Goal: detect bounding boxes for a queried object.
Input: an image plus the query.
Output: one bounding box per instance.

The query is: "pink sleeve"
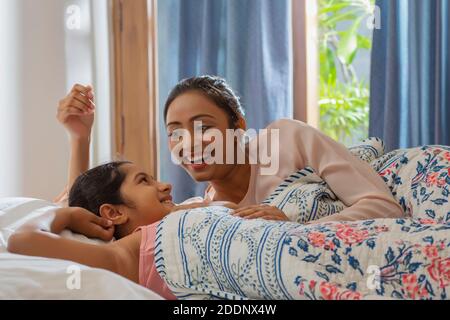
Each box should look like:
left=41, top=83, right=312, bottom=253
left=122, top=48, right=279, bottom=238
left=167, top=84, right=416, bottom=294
left=268, top=119, right=404, bottom=222
left=139, top=223, right=177, bottom=300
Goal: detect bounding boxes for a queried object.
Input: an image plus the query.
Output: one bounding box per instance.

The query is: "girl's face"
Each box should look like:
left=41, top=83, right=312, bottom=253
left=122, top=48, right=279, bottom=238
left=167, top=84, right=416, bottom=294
left=119, top=163, right=175, bottom=226
left=165, top=91, right=239, bottom=182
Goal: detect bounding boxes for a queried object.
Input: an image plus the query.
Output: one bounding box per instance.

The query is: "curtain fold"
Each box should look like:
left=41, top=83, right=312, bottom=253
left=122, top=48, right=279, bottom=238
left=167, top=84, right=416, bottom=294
left=370, top=0, right=450, bottom=152
left=157, top=0, right=293, bottom=202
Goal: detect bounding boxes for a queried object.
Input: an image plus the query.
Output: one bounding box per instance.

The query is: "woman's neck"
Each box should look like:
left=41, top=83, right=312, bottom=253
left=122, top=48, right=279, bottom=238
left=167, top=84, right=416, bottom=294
left=209, top=163, right=251, bottom=204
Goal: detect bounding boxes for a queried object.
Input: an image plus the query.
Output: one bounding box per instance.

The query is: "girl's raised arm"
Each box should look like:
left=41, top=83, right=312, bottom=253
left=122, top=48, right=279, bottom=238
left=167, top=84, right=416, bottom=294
left=54, top=84, right=95, bottom=205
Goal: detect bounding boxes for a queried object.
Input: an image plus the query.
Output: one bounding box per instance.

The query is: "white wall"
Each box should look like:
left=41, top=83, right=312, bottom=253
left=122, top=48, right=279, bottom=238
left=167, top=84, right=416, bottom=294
left=0, top=0, right=22, bottom=197
left=0, top=0, right=113, bottom=201
left=0, top=0, right=69, bottom=200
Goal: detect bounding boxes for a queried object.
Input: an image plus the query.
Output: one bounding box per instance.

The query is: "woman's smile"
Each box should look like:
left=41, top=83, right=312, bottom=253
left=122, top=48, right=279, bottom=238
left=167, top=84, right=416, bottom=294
left=187, top=162, right=209, bottom=171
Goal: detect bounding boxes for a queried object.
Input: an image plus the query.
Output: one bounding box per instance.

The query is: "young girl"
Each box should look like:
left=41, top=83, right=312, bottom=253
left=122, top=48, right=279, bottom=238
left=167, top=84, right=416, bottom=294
left=8, top=161, right=233, bottom=300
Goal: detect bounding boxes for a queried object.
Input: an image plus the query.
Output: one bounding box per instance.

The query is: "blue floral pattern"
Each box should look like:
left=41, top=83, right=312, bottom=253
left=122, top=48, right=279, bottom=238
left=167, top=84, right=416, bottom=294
left=156, top=141, right=450, bottom=300
left=157, top=209, right=450, bottom=300
left=376, top=146, right=450, bottom=224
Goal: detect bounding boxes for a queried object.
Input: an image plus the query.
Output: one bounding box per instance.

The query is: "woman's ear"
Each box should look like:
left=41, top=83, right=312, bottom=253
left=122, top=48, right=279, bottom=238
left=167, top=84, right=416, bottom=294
left=99, top=204, right=129, bottom=226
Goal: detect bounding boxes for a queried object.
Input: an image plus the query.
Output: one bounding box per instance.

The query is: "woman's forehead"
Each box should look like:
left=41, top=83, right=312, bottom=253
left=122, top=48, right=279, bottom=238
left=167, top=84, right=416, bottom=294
left=166, top=92, right=228, bottom=122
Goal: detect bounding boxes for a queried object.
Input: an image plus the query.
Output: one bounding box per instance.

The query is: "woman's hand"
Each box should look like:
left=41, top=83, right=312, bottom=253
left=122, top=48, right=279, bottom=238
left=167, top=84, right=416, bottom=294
left=209, top=201, right=239, bottom=210
left=61, top=207, right=115, bottom=241
left=231, top=204, right=289, bottom=221
left=170, top=202, right=209, bottom=213
left=170, top=200, right=239, bottom=213
left=57, top=84, right=95, bottom=140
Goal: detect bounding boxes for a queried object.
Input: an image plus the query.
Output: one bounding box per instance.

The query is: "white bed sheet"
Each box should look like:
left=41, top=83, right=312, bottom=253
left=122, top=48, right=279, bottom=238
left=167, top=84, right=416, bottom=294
left=0, top=197, right=162, bottom=300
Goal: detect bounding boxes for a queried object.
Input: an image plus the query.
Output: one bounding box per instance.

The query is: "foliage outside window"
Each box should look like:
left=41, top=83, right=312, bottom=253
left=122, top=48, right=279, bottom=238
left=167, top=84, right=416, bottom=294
left=318, top=0, right=376, bottom=145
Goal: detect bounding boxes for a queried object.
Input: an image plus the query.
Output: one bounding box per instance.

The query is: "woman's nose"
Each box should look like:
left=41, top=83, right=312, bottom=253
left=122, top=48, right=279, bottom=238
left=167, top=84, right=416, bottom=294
left=182, top=130, right=202, bottom=153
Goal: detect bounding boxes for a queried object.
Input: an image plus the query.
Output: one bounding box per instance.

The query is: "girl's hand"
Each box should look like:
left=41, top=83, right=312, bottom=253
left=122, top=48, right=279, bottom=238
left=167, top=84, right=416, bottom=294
left=64, top=207, right=115, bottom=241
left=231, top=204, right=289, bottom=221
left=57, top=84, right=95, bottom=140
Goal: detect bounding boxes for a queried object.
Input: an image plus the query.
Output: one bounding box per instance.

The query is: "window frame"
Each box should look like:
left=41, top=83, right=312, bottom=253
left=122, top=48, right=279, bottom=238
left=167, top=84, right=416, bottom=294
left=111, top=0, right=158, bottom=176
left=292, top=0, right=319, bottom=128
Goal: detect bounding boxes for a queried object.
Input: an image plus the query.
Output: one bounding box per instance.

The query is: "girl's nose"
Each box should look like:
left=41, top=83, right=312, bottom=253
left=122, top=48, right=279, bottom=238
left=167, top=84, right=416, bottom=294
left=159, top=182, right=172, bottom=193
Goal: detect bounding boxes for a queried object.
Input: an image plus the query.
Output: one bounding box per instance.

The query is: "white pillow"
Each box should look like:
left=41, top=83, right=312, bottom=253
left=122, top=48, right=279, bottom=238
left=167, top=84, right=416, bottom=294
left=0, top=197, right=162, bottom=300
left=0, top=197, right=109, bottom=250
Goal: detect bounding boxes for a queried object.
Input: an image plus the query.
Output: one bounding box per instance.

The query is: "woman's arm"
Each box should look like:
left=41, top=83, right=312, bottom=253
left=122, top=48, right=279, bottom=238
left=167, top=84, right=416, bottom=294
left=268, top=119, right=404, bottom=223
left=54, top=84, right=95, bottom=205
left=7, top=208, right=140, bottom=282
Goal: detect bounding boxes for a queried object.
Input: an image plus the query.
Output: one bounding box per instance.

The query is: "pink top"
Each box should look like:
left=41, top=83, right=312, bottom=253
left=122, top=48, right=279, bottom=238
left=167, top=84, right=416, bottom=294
left=205, top=119, right=404, bottom=222
left=138, top=223, right=177, bottom=300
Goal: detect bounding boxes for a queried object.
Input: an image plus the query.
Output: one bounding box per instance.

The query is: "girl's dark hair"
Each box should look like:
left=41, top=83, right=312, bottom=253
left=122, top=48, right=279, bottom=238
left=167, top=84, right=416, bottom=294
left=68, top=161, right=131, bottom=216
left=164, top=75, right=245, bottom=127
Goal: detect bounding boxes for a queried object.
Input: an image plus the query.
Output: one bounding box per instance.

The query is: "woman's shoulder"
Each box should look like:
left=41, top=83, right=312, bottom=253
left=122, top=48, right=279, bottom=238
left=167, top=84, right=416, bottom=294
left=263, top=119, right=319, bottom=141
left=265, top=118, right=313, bottom=132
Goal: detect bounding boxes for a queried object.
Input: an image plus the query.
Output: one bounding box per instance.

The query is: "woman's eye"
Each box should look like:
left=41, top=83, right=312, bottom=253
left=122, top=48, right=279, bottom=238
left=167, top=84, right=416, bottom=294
left=201, top=126, right=211, bottom=132
left=140, top=177, right=149, bottom=184
left=168, top=131, right=181, bottom=139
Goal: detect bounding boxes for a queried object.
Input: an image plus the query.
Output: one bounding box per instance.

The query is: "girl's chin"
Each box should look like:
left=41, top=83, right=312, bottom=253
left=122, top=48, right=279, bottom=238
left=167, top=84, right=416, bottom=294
left=162, top=201, right=175, bottom=208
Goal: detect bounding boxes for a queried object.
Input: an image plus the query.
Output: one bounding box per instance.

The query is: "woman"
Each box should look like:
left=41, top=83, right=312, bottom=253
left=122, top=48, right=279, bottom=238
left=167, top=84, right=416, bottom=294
left=55, top=77, right=404, bottom=223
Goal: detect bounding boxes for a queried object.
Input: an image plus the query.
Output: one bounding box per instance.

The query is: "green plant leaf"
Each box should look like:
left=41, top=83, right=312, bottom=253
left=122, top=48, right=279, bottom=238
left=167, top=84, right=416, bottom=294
left=319, top=3, right=348, bottom=15
left=320, top=47, right=337, bottom=85
left=336, top=17, right=363, bottom=65
left=318, top=0, right=374, bottom=144
left=323, top=9, right=359, bottom=27
left=357, top=34, right=372, bottom=50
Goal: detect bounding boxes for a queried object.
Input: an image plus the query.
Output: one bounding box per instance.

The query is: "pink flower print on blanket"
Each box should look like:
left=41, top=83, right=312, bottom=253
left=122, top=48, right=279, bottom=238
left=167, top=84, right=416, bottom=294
left=335, top=224, right=370, bottom=246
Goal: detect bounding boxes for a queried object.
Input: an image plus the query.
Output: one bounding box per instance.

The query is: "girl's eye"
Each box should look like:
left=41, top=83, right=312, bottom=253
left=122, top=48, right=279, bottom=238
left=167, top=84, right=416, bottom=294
left=140, top=177, right=149, bottom=184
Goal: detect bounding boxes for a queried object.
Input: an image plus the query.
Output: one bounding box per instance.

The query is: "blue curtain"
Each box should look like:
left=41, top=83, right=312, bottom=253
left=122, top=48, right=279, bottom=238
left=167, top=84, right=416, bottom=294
left=157, top=0, right=293, bottom=203
left=370, top=0, right=450, bottom=152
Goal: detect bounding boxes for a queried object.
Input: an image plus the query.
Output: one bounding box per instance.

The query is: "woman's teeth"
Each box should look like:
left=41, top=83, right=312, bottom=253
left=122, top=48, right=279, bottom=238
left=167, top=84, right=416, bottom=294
left=184, top=154, right=212, bottom=163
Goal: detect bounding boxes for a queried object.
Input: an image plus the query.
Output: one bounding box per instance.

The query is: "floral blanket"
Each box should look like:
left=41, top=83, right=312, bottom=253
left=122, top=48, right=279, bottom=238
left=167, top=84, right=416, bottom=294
left=156, top=144, right=450, bottom=300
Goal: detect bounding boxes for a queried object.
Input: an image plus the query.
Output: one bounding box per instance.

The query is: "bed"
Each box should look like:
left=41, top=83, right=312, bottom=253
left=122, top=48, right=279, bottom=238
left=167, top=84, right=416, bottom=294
left=1, top=140, right=450, bottom=300
left=0, top=198, right=162, bottom=300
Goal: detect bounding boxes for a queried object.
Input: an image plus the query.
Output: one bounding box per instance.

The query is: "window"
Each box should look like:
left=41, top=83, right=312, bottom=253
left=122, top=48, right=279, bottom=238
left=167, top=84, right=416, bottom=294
left=318, top=0, right=376, bottom=145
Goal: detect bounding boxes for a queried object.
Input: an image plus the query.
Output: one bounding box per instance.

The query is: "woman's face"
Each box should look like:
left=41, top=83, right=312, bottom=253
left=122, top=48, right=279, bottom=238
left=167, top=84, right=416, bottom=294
left=119, top=163, right=175, bottom=226
left=166, top=91, right=238, bottom=182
